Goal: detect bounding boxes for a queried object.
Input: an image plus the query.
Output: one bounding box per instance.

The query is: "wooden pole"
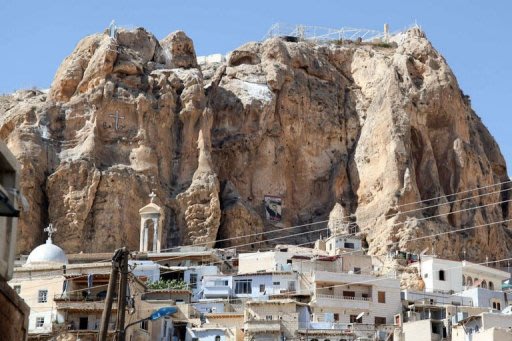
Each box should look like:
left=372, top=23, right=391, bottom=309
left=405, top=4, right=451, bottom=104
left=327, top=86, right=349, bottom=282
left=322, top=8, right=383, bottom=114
left=98, top=248, right=123, bottom=341
left=117, top=248, right=129, bottom=341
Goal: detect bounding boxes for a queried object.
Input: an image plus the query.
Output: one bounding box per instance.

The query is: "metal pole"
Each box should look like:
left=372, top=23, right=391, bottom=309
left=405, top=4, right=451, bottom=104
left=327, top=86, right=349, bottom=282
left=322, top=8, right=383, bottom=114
left=117, top=248, right=130, bottom=341
left=99, top=248, right=123, bottom=341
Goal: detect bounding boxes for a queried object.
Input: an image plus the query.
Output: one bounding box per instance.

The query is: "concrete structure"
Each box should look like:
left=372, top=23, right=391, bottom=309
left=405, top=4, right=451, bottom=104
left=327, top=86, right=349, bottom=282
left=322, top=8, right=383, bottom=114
left=402, top=289, right=474, bottom=307
left=244, top=299, right=307, bottom=341
left=452, top=312, right=512, bottom=341
left=0, top=140, right=29, bottom=341
left=139, top=192, right=163, bottom=253
left=456, top=287, right=512, bottom=310
left=325, top=235, right=363, bottom=255
left=310, top=271, right=401, bottom=325
left=184, top=265, right=219, bottom=301
left=202, top=275, right=233, bottom=299
left=238, top=246, right=341, bottom=275
left=462, top=261, right=511, bottom=291
left=402, top=319, right=443, bottom=341
left=196, top=53, right=227, bottom=65
left=414, top=256, right=510, bottom=294
left=233, top=272, right=300, bottom=299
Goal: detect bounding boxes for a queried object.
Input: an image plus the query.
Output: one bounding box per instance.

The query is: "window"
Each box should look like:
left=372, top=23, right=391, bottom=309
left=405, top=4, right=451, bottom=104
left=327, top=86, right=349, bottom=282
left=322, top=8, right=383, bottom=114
left=79, top=317, right=88, bottom=330
left=334, top=313, right=339, bottom=322
left=190, top=273, right=198, bottom=289
left=378, top=291, right=386, bottom=303
left=163, top=321, right=167, bottom=337
left=36, top=317, right=45, bottom=328
left=213, top=280, right=228, bottom=286
left=215, top=336, right=221, bottom=341
left=350, top=315, right=362, bottom=323
left=362, top=293, right=369, bottom=299
left=424, top=273, right=429, bottom=278
left=38, top=289, right=48, bottom=303
left=462, top=275, right=466, bottom=286
left=354, top=267, right=361, bottom=274
left=273, top=281, right=280, bottom=285
left=13, top=285, right=20, bottom=294
left=140, top=320, right=149, bottom=331
left=481, top=280, right=487, bottom=289
left=266, top=315, right=273, bottom=320
left=375, top=317, right=386, bottom=325
left=492, top=301, right=501, bottom=310
left=234, top=279, right=252, bottom=294
left=344, top=242, right=355, bottom=249
left=288, top=281, right=296, bottom=291
left=439, top=270, right=445, bottom=281
left=489, top=281, right=494, bottom=290
left=259, top=284, right=265, bottom=293
left=287, top=259, right=292, bottom=264
left=343, top=291, right=355, bottom=298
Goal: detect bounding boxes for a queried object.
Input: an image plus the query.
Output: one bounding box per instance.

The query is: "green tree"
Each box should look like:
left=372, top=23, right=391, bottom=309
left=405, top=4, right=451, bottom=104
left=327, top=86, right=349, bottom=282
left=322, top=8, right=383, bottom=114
left=147, top=279, right=189, bottom=290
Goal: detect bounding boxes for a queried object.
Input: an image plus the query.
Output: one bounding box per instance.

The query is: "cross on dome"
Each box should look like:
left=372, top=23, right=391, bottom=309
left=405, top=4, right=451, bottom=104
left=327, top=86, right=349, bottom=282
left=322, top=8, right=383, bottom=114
left=149, top=191, right=157, bottom=203
left=44, top=223, right=57, bottom=242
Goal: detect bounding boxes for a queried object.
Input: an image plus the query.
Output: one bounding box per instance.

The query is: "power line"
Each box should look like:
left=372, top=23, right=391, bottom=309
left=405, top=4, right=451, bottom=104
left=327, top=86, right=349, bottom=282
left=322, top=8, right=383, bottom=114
left=158, top=179, right=512, bottom=252
left=147, top=196, right=512, bottom=266
left=154, top=217, right=512, bottom=280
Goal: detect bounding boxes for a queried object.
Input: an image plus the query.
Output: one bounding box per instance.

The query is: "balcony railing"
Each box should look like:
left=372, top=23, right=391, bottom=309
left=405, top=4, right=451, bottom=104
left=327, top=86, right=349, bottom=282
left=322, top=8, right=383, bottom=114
left=244, top=319, right=281, bottom=333
left=54, top=292, right=111, bottom=302
left=316, top=293, right=371, bottom=301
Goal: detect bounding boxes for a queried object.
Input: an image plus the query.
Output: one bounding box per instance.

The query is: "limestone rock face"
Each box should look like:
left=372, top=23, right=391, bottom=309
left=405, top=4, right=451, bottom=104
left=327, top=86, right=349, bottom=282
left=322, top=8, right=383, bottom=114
left=176, top=130, right=221, bottom=247
left=1, top=26, right=511, bottom=261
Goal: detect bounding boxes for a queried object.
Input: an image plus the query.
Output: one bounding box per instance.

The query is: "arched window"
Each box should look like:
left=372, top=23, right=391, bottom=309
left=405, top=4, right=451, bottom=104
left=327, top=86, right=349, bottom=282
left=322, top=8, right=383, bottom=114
left=462, top=275, right=466, bottom=286
left=467, top=276, right=473, bottom=286
left=439, top=270, right=446, bottom=281
left=481, top=280, right=487, bottom=289
left=215, top=336, right=221, bottom=341
left=489, top=281, right=494, bottom=290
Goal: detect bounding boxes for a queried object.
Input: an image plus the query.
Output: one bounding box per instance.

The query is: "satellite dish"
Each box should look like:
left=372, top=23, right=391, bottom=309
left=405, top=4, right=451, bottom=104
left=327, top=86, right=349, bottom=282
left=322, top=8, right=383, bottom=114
left=356, top=312, right=365, bottom=320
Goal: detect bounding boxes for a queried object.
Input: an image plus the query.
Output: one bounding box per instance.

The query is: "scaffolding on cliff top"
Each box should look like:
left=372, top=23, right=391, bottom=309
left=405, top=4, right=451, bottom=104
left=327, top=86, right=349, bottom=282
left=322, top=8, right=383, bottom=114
left=264, top=23, right=416, bottom=43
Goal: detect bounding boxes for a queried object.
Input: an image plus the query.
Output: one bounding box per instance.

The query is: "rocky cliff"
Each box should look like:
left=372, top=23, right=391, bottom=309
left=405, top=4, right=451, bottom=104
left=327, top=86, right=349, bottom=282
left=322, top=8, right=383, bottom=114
left=1, top=26, right=510, bottom=261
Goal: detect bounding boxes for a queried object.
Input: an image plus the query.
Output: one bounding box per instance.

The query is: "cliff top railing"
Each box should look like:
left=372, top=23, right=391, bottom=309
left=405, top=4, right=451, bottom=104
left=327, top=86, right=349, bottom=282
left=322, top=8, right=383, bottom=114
left=264, top=22, right=418, bottom=43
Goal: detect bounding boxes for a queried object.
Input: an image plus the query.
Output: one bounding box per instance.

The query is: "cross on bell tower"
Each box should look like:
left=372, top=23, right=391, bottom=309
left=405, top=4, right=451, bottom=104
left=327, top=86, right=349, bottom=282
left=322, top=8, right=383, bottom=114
left=149, top=191, right=156, bottom=203
left=44, top=224, right=57, bottom=243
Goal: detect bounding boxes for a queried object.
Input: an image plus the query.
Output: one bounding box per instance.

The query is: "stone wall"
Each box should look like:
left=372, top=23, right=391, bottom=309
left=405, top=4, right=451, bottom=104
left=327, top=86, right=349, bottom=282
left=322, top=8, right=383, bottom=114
left=0, top=280, right=29, bottom=341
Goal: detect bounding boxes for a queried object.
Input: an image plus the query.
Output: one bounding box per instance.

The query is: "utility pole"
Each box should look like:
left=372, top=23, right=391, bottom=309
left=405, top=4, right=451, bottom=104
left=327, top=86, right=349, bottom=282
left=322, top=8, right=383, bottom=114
left=117, top=248, right=130, bottom=341
left=98, top=248, right=124, bottom=341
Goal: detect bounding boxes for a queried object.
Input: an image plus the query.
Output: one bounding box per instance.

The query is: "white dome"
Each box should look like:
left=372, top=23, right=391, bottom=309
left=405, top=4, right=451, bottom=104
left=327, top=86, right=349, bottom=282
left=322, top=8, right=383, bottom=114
left=26, top=240, right=68, bottom=265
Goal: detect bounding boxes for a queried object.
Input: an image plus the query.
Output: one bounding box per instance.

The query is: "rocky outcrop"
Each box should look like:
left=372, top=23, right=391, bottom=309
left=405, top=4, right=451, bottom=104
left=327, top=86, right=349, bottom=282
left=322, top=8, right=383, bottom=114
left=1, top=26, right=511, bottom=262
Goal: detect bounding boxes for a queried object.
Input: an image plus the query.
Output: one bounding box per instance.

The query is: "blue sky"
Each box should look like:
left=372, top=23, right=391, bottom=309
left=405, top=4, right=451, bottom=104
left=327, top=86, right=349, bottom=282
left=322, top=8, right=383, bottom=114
left=0, top=0, right=510, bottom=171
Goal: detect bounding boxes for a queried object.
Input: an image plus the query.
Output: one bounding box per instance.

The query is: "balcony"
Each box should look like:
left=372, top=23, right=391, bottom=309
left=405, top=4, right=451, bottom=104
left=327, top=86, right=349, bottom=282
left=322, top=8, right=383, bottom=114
left=244, top=319, right=281, bottom=333
left=203, top=286, right=231, bottom=298
left=313, top=293, right=371, bottom=309
left=54, top=293, right=117, bottom=311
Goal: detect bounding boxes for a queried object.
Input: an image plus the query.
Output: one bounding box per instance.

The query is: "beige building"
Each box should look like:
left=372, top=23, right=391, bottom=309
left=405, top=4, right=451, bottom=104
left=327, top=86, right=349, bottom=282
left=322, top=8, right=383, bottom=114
left=243, top=299, right=307, bottom=341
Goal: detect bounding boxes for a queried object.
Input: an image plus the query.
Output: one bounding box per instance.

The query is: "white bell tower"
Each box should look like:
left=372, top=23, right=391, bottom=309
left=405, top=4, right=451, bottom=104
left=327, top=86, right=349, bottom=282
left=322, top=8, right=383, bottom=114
left=139, top=192, right=162, bottom=253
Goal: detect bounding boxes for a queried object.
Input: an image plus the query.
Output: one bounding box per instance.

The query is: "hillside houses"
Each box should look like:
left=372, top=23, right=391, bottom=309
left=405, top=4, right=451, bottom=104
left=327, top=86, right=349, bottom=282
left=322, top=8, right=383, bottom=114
left=8, top=196, right=512, bottom=340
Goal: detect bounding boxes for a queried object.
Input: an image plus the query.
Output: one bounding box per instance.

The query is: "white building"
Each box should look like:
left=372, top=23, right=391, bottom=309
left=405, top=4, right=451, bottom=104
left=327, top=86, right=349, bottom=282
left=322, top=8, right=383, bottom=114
left=325, top=235, right=363, bottom=255
left=232, top=272, right=300, bottom=299
left=184, top=265, right=219, bottom=301
left=238, top=246, right=342, bottom=275
left=414, top=256, right=510, bottom=294
left=309, top=270, right=401, bottom=326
